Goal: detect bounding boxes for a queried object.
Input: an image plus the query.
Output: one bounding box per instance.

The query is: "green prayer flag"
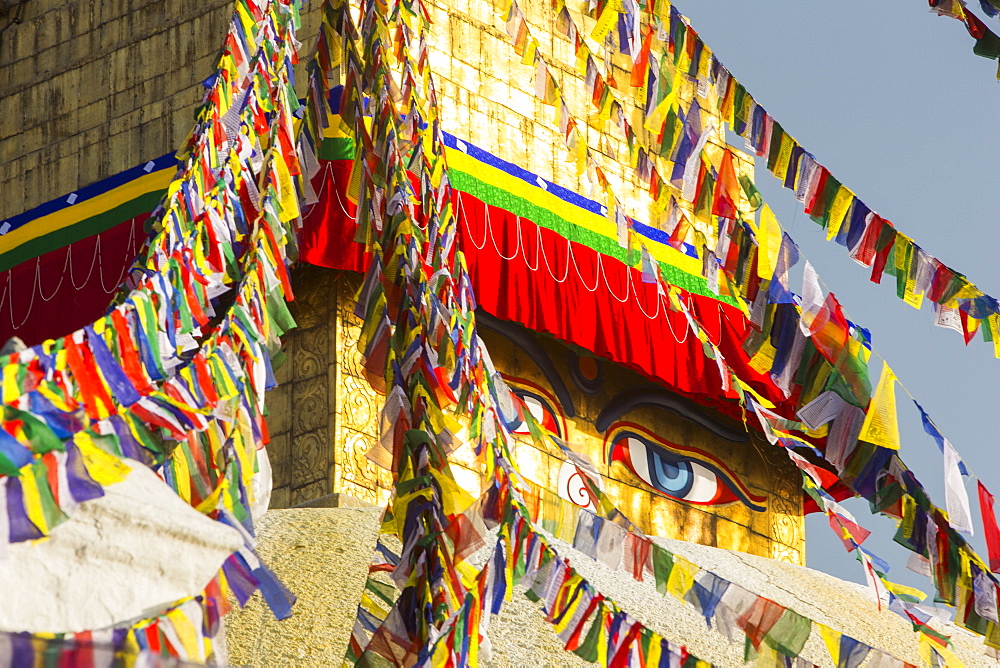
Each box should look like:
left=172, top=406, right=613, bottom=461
left=6, top=407, right=64, bottom=454
left=652, top=545, right=674, bottom=595
left=32, top=460, right=68, bottom=530
left=974, top=30, right=1000, bottom=59
left=738, top=175, right=762, bottom=212
left=571, top=604, right=605, bottom=662
left=764, top=609, right=811, bottom=658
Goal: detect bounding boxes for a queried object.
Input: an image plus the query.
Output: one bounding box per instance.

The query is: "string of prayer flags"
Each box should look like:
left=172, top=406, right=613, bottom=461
left=633, top=1, right=1000, bottom=352
left=928, top=0, right=1000, bottom=65
left=658, top=160, right=1000, bottom=646
left=818, top=624, right=871, bottom=668
left=669, top=128, right=1000, bottom=633
left=0, top=585, right=231, bottom=665
left=0, top=0, right=307, bottom=644
left=523, top=474, right=914, bottom=665
left=325, top=0, right=500, bottom=662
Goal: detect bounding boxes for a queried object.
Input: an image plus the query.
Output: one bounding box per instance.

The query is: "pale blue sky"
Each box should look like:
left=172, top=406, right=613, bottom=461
left=675, top=1, right=1000, bottom=593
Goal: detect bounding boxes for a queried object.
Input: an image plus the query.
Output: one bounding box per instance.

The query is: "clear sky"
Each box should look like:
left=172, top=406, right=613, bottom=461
left=674, top=1, right=1000, bottom=596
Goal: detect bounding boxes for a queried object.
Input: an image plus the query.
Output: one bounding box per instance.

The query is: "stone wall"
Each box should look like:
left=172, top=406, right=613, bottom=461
left=269, top=266, right=389, bottom=509
left=0, top=0, right=320, bottom=221
left=419, top=0, right=752, bottom=240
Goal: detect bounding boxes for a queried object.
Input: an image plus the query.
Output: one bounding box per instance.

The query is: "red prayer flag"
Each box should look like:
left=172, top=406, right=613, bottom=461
left=630, top=29, right=655, bottom=87
left=852, top=214, right=884, bottom=267
left=804, top=167, right=829, bottom=216
left=809, top=292, right=850, bottom=364
left=977, top=481, right=1000, bottom=573
left=711, top=149, right=741, bottom=219
left=966, top=11, right=989, bottom=39
left=737, top=597, right=785, bottom=649
left=869, top=226, right=897, bottom=285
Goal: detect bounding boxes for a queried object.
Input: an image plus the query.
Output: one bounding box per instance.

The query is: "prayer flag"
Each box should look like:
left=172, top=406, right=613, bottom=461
left=737, top=597, right=785, bottom=650
left=711, top=149, right=741, bottom=219
left=977, top=482, right=1000, bottom=573
left=942, top=439, right=974, bottom=535
left=858, top=362, right=900, bottom=450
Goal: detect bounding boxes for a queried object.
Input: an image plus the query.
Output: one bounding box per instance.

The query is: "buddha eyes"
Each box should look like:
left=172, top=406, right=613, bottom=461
left=607, top=424, right=766, bottom=511
left=497, top=373, right=766, bottom=513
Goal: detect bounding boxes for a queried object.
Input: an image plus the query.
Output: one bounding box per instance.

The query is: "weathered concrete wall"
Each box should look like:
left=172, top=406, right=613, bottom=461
left=225, top=507, right=383, bottom=666
left=0, top=0, right=321, bottom=221
left=227, top=508, right=1000, bottom=666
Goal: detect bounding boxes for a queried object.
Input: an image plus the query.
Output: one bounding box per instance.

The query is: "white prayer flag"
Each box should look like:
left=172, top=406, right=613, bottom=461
left=943, top=439, right=974, bottom=535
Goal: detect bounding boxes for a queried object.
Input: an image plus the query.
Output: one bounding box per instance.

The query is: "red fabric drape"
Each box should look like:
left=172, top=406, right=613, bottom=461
left=299, top=162, right=368, bottom=272
left=0, top=215, right=148, bottom=346
left=300, top=162, right=789, bottom=419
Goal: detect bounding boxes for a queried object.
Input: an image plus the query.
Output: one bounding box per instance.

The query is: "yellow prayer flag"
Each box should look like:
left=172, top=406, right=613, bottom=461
left=859, top=361, right=900, bottom=450
left=990, top=315, right=1000, bottom=359
left=19, top=465, right=50, bottom=536
left=2, top=363, right=20, bottom=405
left=521, top=37, right=539, bottom=66
left=647, top=633, right=662, bottom=666
left=818, top=624, right=841, bottom=666
left=575, top=133, right=588, bottom=177
left=272, top=151, right=300, bottom=223
left=903, top=275, right=924, bottom=310
left=575, top=45, right=591, bottom=77
left=666, top=554, right=697, bottom=600
left=74, top=432, right=131, bottom=485
left=736, top=377, right=776, bottom=409
left=754, top=646, right=779, bottom=667
left=430, top=635, right=451, bottom=667
left=195, top=478, right=228, bottom=514
left=595, top=609, right=610, bottom=666
left=920, top=635, right=964, bottom=668
left=756, top=204, right=782, bottom=280
left=172, top=448, right=193, bottom=505
left=346, top=155, right=363, bottom=204
left=748, top=340, right=777, bottom=376
left=774, top=135, right=795, bottom=183
left=166, top=608, right=202, bottom=661
left=428, top=468, right=475, bottom=516
left=883, top=579, right=926, bottom=602
left=826, top=187, right=854, bottom=241
left=590, top=6, right=618, bottom=42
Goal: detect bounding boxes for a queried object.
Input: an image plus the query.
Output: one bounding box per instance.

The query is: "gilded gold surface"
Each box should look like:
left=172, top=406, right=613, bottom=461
left=332, top=273, right=386, bottom=505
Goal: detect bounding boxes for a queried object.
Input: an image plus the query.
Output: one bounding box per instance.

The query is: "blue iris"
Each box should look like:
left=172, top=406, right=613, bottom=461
left=651, top=450, right=694, bottom=497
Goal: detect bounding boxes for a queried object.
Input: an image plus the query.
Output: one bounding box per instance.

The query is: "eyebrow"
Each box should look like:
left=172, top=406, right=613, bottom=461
left=595, top=388, right=749, bottom=443
left=478, top=311, right=577, bottom=418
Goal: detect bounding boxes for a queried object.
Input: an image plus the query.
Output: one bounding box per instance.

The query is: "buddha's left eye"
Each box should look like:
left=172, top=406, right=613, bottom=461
left=608, top=425, right=765, bottom=511
left=509, top=389, right=562, bottom=437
